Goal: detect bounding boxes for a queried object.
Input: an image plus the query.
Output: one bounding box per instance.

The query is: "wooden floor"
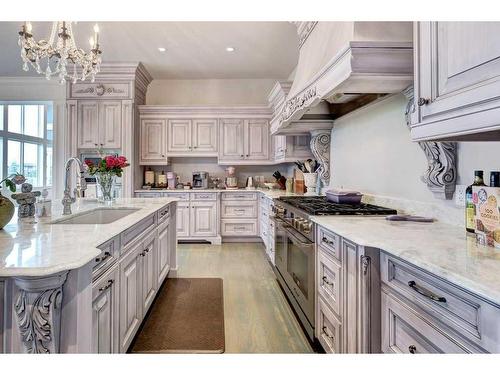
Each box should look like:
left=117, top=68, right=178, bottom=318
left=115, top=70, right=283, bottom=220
left=176, top=242, right=313, bottom=353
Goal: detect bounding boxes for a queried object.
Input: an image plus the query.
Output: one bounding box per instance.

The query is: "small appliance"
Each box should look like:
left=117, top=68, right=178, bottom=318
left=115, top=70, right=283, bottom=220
left=225, top=166, right=238, bottom=190
left=193, top=171, right=209, bottom=189
left=167, top=172, right=177, bottom=189
left=245, top=176, right=255, bottom=189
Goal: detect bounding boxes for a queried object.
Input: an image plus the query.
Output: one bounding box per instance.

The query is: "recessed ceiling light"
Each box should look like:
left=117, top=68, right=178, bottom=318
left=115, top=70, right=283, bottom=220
left=225, top=47, right=235, bottom=52
left=158, top=47, right=166, bottom=52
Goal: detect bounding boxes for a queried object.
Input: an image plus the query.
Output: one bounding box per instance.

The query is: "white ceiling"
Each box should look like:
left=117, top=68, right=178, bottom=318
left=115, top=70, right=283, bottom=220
left=0, top=22, right=299, bottom=79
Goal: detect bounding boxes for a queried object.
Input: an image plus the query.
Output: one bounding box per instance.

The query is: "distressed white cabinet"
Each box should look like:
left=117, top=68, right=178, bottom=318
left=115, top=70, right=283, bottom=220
left=412, top=22, right=500, bottom=141
left=0, top=279, right=4, bottom=354
left=219, top=119, right=245, bottom=161
left=77, top=101, right=99, bottom=148
left=141, top=232, right=158, bottom=314
left=77, top=101, right=122, bottom=149
left=176, top=202, right=190, bottom=238
left=219, top=119, right=270, bottom=163
left=119, top=240, right=143, bottom=353
left=92, top=264, right=119, bottom=353
left=140, top=118, right=167, bottom=165
left=245, top=119, right=269, bottom=160
left=157, top=220, right=171, bottom=285
left=193, top=119, right=218, bottom=153
left=167, top=118, right=218, bottom=155
left=274, top=134, right=312, bottom=162
left=167, top=119, right=192, bottom=153
left=190, top=201, right=217, bottom=237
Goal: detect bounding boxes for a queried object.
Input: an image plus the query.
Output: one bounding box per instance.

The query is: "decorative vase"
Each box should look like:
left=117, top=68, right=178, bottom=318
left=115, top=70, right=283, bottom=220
left=0, top=192, right=15, bottom=229
left=303, top=173, right=318, bottom=196
left=95, top=172, right=117, bottom=203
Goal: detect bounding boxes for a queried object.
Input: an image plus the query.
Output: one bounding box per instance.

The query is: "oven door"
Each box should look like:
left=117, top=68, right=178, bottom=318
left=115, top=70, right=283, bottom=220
left=273, top=217, right=287, bottom=274
left=282, top=225, right=315, bottom=326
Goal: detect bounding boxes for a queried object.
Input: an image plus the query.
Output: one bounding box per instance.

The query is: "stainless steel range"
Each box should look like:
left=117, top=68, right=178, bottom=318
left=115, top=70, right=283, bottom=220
left=271, top=196, right=396, bottom=341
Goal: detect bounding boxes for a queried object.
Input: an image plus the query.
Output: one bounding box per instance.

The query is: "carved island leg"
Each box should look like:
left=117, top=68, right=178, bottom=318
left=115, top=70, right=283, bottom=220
left=309, top=129, right=331, bottom=187
left=13, top=272, right=68, bottom=354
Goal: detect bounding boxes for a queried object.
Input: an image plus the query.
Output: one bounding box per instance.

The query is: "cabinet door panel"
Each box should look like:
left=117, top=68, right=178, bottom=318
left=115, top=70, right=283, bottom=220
left=418, top=22, right=500, bottom=123
left=167, top=119, right=192, bottom=153
left=92, top=265, right=119, bottom=353
left=157, top=221, right=170, bottom=285
left=192, top=119, right=218, bottom=153
left=98, top=101, right=122, bottom=149
left=219, top=119, right=244, bottom=161
left=176, top=203, right=190, bottom=238
left=141, top=233, right=158, bottom=314
left=140, top=119, right=166, bottom=164
left=119, top=242, right=142, bottom=353
left=245, top=119, right=269, bottom=160
left=77, top=101, right=99, bottom=148
left=190, top=201, right=217, bottom=237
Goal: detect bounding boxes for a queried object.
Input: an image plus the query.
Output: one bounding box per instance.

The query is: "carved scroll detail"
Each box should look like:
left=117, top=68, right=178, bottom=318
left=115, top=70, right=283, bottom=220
left=361, top=256, right=371, bottom=276
left=309, top=130, right=331, bottom=186
left=14, top=272, right=68, bottom=354
left=280, top=86, right=318, bottom=124
left=403, top=86, right=457, bottom=200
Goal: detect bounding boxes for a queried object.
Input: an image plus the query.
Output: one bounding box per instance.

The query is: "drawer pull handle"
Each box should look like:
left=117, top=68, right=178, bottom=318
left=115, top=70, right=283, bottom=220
left=322, top=237, right=334, bottom=246
left=408, top=345, right=417, bottom=354
left=160, top=209, right=168, bottom=217
left=98, top=279, right=114, bottom=292
left=322, top=276, right=333, bottom=286
left=408, top=281, right=447, bottom=303
left=95, top=251, right=111, bottom=263
left=322, top=326, right=334, bottom=340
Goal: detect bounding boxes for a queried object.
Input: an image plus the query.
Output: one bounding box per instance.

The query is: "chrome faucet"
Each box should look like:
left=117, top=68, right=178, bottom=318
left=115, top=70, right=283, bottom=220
left=62, top=157, right=87, bottom=215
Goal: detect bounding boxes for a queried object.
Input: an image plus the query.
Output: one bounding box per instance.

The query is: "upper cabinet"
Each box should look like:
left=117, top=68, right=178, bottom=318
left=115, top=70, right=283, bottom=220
left=411, top=22, right=500, bottom=141
left=77, top=100, right=122, bottom=149
left=167, top=118, right=218, bottom=155
left=274, top=134, right=313, bottom=162
left=140, top=119, right=168, bottom=165
left=219, top=119, right=270, bottom=163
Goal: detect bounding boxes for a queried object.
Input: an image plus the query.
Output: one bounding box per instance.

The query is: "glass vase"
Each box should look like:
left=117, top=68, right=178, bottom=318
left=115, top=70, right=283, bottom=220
left=95, top=172, right=116, bottom=203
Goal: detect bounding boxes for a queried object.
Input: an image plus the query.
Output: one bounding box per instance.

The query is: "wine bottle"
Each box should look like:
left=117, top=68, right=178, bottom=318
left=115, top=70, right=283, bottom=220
left=466, top=170, right=485, bottom=234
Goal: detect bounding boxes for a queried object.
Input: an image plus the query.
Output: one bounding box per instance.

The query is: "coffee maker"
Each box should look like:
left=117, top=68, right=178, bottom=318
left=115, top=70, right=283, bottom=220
left=193, top=171, right=209, bottom=189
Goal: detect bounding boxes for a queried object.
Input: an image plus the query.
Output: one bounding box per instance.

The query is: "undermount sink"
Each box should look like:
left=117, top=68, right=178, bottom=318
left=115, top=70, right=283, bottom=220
left=52, top=207, right=140, bottom=225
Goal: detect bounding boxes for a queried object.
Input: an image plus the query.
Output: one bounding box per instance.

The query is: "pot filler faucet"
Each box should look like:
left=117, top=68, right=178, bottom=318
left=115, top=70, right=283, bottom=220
left=62, top=157, right=87, bottom=215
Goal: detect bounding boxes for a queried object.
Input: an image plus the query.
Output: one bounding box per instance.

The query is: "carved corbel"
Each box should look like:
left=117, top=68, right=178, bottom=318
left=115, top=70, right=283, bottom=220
left=403, top=86, right=457, bottom=200
left=13, top=271, right=68, bottom=353
left=309, top=129, right=331, bottom=186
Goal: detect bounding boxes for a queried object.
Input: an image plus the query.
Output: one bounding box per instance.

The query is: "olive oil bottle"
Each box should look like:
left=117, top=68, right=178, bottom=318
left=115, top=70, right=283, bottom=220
left=466, top=170, right=485, bottom=234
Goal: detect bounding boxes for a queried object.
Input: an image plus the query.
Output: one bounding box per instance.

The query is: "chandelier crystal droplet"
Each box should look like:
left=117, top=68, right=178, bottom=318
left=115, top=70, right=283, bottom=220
left=18, top=21, right=102, bottom=84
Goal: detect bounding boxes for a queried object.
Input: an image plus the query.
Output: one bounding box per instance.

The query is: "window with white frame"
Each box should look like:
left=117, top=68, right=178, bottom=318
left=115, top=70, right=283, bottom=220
left=0, top=102, right=53, bottom=190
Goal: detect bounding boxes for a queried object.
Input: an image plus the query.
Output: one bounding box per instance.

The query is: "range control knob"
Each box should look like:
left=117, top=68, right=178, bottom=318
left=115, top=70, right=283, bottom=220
left=302, top=221, right=312, bottom=234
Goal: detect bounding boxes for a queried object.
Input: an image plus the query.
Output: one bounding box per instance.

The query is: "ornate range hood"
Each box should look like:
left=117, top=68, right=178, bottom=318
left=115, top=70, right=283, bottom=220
left=270, top=22, right=414, bottom=135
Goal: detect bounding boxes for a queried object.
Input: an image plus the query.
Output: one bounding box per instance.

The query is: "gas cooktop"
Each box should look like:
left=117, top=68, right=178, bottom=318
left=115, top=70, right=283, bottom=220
left=277, top=196, right=397, bottom=216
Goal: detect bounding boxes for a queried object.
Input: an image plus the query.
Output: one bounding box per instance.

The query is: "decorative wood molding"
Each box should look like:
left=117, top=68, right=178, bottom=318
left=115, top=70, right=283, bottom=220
left=309, top=129, right=331, bottom=185
left=361, top=256, right=371, bottom=276
left=13, top=272, right=68, bottom=354
left=293, top=22, right=318, bottom=49
left=139, top=105, right=272, bottom=118
left=403, top=86, right=457, bottom=200
left=280, top=86, right=318, bottom=123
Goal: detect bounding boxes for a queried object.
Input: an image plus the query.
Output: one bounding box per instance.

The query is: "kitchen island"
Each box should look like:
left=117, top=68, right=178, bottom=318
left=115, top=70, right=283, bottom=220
left=0, top=197, right=177, bottom=353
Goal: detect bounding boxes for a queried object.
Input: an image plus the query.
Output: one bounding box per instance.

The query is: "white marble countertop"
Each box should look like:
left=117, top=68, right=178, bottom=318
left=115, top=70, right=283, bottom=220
left=311, top=216, right=500, bottom=306
left=0, top=197, right=176, bottom=277
left=134, top=188, right=303, bottom=199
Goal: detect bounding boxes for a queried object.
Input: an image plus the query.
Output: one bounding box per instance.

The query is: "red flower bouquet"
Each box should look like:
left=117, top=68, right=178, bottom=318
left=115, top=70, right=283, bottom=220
left=85, top=155, right=130, bottom=178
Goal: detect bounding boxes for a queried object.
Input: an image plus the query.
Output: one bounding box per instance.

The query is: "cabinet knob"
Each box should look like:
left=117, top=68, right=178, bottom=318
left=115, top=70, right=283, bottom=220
left=240, top=155, right=244, bottom=158
left=161, top=154, right=165, bottom=158
left=417, top=98, right=430, bottom=106
left=246, top=154, right=249, bottom=157
left=408, top=345, right=417, bottom=354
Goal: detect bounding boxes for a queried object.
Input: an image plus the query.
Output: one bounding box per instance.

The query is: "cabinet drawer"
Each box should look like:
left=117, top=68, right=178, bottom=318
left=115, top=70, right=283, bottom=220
left=221, top=192, right=257, bottom=201
left=191, top=192, right=217, bottom=201
left=163, top=192, right=189, bottom=200
left=381, top=252, right=500, bottom=351
left=157, top=205, right=170, bottom=224
left=317, top=226, right=341, bottom=262
left=381, top=290, right=474, bottom=353
left=318, top=250, right=342, bottom=317
left=221, top=201, right=257, bottom=218
left=121, top=214, right=156, bottom=250
left=221, top=219, right=258, bottom=236
left=317, top=296, right=342, bottom=354
left=93, top=237, right=120, bottom=280
left=135, top=192, right=161, bottom=198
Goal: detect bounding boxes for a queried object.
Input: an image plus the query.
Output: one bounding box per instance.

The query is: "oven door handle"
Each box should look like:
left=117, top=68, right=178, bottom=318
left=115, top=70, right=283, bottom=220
left=284, top=226, right=314, bottom=249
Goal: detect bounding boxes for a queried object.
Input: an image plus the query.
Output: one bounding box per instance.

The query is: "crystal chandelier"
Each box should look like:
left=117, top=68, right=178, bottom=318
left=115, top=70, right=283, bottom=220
left=18, top=21, right=102, bottom=84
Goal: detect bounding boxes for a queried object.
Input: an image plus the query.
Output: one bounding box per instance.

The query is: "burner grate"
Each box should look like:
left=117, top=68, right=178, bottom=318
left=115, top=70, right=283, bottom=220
left=278, top=196, right=397, bottom=216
